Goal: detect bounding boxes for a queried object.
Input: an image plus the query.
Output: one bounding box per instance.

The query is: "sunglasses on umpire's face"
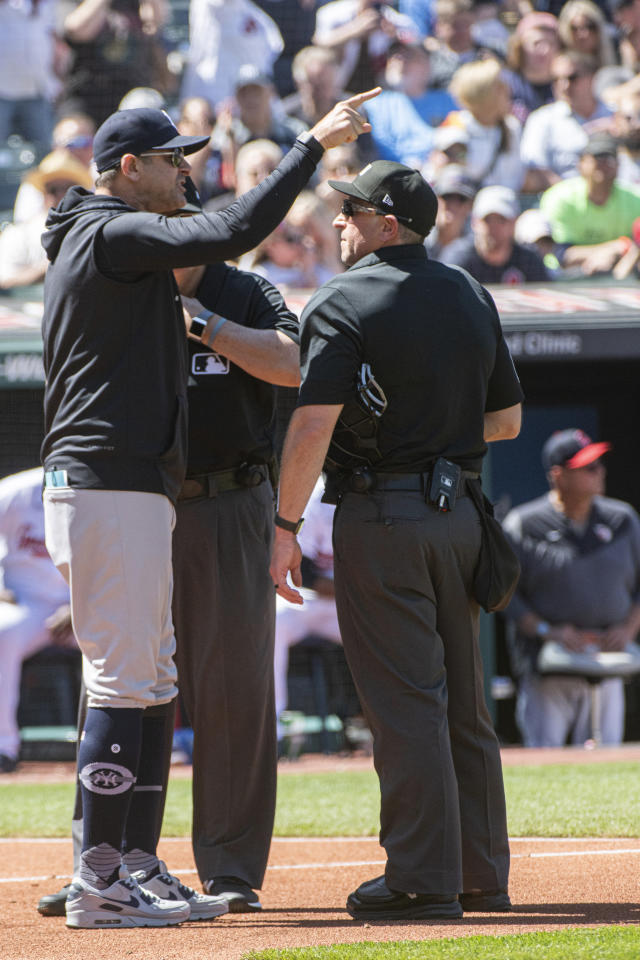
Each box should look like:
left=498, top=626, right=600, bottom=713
left=340, top=198, right=386, bottom=219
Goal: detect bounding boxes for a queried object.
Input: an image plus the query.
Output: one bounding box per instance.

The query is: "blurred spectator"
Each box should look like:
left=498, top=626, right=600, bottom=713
left=180, top=0, right=283, bottom=107
left=520, top=51, right=613, bottom=192
left=447, top=58, right=525, bottom=192
left=384, top=41, right=457, bottom=127
left=514, top=208, right=563, bottom=273
left=214, top=65, right=305, bottom=160
left=0, top=467, right=73, bottom=773
left=362, top=86, right=434, bottom=167
left=0, top=0, right=60, bottom=154
left=57, top=0, right=169, bottom=126
left=117, top=85, right=166, bottom=111
left=426, top=0, right=478, bottom=90
left=610, top=0, right=640, bottom=73
left=425, top=163, right=475, bottom=259
left=557, top=0, right=617, bottom=70
left=234, top=138, right=283, bottom=196
left=285, top=46, right=347, bottom=126
left=471, top=0, right=510, bottom=59
left=421, top=124, right=468, bottom=181
left=503, top=429, right=640, bottom=748
left=273, top=478, right=341, bottom=742
left=399, top=0, right=433, bottom=36
left=13, top=112, right=95, bottom=223
left=253, top=0, right=318, bottom=98
left=442, top=185, right=550, bottom=282
left=540, top=130, right=640, bottom=275
left=503, top=12, right=560, bottom=125
left=593, top=64, right=636, bottom=110
left=0, top=148, right=93, bottom=290
left=612, top=86, right=640, bottom=183
left=239, top=191, right=338, bottom=289
left=286, top=189, right=342, bottom=277
left=176, top=96, right=228, bottom=203
left=315, top=141, right=362, bottom=213
left=312, top=0, right=420, bottom=91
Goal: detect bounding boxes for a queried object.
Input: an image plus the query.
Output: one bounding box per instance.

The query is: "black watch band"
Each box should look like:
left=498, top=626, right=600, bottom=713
left=189, top=309, right=213, bottom=338
left=275, top=513, right=304, bottom=535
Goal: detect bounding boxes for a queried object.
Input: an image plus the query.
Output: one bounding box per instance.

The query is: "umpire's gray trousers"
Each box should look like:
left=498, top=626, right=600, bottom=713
left=333, top=487, right=510, bottom=895
left=172, top=482, right=277, bottom=889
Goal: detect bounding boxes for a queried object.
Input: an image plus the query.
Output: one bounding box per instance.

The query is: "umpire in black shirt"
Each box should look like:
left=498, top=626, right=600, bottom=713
left=174, top=252, right=299, bottom=911
left=270, top=160, right=524, bottom=921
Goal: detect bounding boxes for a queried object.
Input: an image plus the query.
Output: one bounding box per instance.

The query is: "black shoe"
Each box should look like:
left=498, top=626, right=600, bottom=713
left=0, top=754, right=18, bottom=774
left=37, top=883, right=72, bottom=917
left=203, top=877, right=262, bottom=912
left=346, top=875, right=463, bottom=921
left=460, top=889, right=512, bottom=912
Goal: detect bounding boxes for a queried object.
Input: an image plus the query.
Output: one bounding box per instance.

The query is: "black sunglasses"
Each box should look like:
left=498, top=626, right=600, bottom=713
left=340, top=198, right=385, bottom=218
left=139, top=147, right=186, bottom=168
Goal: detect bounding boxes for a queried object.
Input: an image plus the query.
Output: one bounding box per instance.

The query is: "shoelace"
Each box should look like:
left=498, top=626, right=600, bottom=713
left=122, top=875, right=159, bottom=905
left=155, top=870, right=196, bottom=901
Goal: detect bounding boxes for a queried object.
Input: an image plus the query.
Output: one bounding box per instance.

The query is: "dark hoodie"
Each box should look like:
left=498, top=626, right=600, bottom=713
left=40, top=138, right=322, bottom=502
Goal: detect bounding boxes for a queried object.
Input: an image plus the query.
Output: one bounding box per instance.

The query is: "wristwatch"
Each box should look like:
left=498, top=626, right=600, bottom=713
left=275, top=513, right=304, bottom=535
left=189, top=309, right=213, bottom=339
left=535, top=620, right=551, bottom=639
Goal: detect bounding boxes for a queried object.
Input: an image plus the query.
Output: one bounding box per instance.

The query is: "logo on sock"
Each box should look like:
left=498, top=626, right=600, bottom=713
left=79, top=762, right=136, bottom=795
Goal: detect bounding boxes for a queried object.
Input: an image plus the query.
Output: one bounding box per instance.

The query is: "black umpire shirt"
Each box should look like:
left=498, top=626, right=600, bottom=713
left=187, top=264, right=299, bottom=475
left=297, top=244, right=524, bottom=473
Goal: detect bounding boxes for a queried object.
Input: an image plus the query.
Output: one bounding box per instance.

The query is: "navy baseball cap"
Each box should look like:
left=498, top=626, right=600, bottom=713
left=329, top=160, right=438, bottom=237
left=93, top=108, right=210, bottom=173
left=542, top=429, right=611, bottom=471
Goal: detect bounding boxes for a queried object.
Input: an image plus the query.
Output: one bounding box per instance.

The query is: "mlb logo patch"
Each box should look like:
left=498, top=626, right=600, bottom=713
left=193, top=353, right=230, bottom=375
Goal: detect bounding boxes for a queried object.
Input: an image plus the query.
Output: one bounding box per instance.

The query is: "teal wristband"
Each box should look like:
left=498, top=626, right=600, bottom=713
left=208, top=315, right=228, bottom=344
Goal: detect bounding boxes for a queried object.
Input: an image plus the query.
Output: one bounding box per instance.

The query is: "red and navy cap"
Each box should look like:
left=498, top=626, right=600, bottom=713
left=93, top=108, right=210, bottom=173
left=542, top=429, right=611, bottom=471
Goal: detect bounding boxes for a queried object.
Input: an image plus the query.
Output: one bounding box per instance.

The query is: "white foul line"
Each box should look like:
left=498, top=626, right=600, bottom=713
left=3, top=847, right=640, bottom=885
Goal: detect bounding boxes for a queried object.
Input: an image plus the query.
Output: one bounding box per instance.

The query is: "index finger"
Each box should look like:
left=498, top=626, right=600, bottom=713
left=343, top=87, right=382, bottom=108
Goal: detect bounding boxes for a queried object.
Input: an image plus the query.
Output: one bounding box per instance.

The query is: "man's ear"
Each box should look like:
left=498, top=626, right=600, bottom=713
left=381, top=214, right=400, bottom=240
left=120, top=154, right=142, bottom=180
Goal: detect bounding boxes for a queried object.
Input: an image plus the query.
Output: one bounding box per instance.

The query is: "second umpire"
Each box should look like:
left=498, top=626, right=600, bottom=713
left=271, top=160, right=524, bottom=920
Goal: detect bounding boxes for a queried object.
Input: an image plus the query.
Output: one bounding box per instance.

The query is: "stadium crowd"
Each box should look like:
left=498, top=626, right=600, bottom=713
left=4, top=0, right=640, bottom=287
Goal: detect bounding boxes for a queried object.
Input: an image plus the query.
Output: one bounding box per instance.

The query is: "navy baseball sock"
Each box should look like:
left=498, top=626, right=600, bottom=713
left=77, top=706, right=143, bottom=886
left=122, top=699, right=176, bottom=874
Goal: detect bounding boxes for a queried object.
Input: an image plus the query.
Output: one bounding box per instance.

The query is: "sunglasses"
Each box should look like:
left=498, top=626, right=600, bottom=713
left=340, top=198, right=385, bottom=219
left=139, top=147, right=186, bottom=168
left=571, top=20, right=598, bottom=31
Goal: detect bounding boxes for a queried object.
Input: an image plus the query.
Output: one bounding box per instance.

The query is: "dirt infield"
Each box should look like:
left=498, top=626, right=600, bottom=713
left=2, top=747, right=640, bottom=960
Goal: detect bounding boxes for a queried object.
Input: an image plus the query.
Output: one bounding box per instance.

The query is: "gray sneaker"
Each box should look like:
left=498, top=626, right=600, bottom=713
left=133, top=861, right=229, bottom=921
left=65, top=865, right=190, bottom=928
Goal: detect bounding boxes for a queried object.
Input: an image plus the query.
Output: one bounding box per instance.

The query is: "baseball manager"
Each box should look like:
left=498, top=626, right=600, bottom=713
left=40, top=95, right=378, bottom=929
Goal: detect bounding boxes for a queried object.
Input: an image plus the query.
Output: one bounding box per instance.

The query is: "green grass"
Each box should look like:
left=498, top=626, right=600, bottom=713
left=1, top=762, right=639, bottom=837
left=241, top=928, right=640, bottom=960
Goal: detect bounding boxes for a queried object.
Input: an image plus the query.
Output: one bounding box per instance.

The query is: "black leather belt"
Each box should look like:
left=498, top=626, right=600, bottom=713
left=178, top=464, right=268, bottom=501
left=364, top=470, right=479, bottom=496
